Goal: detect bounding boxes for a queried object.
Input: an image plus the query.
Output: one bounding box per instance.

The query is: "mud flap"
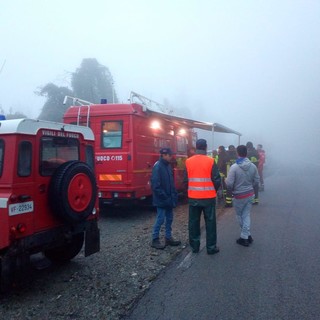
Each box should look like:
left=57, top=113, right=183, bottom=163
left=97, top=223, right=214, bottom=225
left=84, top=221, right=100, bottom=257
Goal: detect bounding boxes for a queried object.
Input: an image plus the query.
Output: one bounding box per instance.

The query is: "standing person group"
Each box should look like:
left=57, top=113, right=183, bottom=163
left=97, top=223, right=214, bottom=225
left=150, top=140, right=263, bottom=252
left=225, top=145, right=260, bottom=246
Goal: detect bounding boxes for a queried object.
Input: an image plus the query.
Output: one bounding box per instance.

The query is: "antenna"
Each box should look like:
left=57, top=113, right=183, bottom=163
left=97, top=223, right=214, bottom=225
left=0, top=60, right=6, bottom=75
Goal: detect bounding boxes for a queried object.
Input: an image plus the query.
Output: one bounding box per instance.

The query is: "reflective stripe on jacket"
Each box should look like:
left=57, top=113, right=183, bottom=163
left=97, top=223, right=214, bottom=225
left=185, top=155, right=217, bottom=199
left=247, top=148, right=259, bottom=167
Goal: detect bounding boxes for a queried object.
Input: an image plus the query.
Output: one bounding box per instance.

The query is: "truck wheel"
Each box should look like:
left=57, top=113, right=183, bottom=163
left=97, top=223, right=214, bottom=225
left=49, top=161, right=97, bottom=224
left=43, top=232, right=84, bottom=263
left=0, top=254, right=16, bottom=293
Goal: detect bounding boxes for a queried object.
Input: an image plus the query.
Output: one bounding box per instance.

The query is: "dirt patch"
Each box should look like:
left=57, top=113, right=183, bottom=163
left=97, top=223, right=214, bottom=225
left=0, top=200, right=226, bottom=319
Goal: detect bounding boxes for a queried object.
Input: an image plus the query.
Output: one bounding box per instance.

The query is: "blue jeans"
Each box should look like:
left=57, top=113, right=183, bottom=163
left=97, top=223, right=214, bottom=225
left=233, top=195, right=254, bottom=239
left=152, top=207, right=173, bottom=240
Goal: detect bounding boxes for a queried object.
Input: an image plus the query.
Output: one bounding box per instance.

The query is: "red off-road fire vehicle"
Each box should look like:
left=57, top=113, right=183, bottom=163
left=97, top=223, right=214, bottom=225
left=0, top=118, right=100, bottom=292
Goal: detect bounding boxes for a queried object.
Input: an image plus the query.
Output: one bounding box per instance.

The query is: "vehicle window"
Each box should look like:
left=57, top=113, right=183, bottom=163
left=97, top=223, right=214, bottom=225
left=40, top=137, right=79, bottom=176
left=18, top=141, right=32, bottom=177
left=85, top=145, right=94, bottom=169
left=0, top=139, right=4, bottom=177
left=101, top=121, right=123, bottom=149
left=176, top=135, right=187, bottom=153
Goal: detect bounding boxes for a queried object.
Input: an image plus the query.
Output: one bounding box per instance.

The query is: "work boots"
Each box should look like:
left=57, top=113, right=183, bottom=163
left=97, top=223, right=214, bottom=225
left=165, top=237, right=181, bottom=246
left=207, top=246, right=220, bottom=255
left=236, top=237, right=249, bottom=247
left=151, top=238, right=165, bottom=250
left=151, top=237, right=181, bottom=249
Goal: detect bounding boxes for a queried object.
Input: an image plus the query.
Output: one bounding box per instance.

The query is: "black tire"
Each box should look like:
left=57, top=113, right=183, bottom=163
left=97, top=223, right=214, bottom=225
left=48, top=161, right=97, bottom=224
left=43, top=232, right=84, bottom=263
left=0, top=254, right=16, bottom=293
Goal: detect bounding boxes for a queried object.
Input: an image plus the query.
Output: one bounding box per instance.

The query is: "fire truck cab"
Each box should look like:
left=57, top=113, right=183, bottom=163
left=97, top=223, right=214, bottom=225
left=63, top=92, right=242, bottom=208
left=0, top=118, right=100, bottom=292
left=63, top=93, right=203, bottom=207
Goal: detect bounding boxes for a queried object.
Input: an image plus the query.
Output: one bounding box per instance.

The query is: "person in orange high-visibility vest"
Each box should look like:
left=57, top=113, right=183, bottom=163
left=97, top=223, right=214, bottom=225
left=184, top=139, right=221, bottom=254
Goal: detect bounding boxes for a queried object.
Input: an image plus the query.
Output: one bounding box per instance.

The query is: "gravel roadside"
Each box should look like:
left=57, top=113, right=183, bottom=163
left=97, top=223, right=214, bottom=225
left=0, top=200, right=226, bottom=319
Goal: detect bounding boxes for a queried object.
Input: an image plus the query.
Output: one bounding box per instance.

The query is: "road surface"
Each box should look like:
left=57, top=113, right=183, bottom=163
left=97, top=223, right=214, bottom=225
left=126, top=162, right=320, bottom=320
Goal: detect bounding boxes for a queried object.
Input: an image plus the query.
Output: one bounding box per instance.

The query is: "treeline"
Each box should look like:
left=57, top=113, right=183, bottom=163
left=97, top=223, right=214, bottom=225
left=2, top=58, right=118, bottom=122
left=4, top=57, right=194, bottom=123
left=37, top=58, right=118, bottom=122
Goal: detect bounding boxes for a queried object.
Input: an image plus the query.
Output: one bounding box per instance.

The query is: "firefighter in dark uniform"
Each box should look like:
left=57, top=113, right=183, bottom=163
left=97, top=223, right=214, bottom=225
left=217, top=145, right=228, bottom=201
left=246, top=141, right=260, bottom=204
left=212, top=149, right=218, bottom=164
left=225, top=145, right=237, bottom=207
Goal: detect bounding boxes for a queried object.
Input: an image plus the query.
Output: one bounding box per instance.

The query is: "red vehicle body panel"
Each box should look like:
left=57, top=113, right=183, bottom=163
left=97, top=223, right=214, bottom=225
left=0, top=119, right=98, bottom=251
left=64, top=103, right=198, bottom=206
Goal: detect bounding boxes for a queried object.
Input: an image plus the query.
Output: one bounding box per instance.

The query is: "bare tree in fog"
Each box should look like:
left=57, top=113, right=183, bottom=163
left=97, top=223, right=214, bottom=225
left=36, top=83, right=73, bottom=122
left=36, top=58, right=119, bottom=121
left=0, top=103, right=27, bottom=120
left=72, top=58, right=118, bottom=104
left=6, top=107, right=27, bottom=119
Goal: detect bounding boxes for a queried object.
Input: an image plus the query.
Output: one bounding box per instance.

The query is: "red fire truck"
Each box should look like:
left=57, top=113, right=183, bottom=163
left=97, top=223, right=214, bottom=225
left=63, top=92, right=241, bottom=208
left=0, top=118, right=100, bottom=292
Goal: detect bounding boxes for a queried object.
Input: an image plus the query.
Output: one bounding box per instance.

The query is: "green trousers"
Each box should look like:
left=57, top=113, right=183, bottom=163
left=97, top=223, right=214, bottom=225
left=188, top=198, right=217, bottom=253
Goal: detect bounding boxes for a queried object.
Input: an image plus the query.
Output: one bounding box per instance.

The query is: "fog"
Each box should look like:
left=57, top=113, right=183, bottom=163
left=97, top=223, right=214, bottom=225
left=1, top=0, right=320, bottom=161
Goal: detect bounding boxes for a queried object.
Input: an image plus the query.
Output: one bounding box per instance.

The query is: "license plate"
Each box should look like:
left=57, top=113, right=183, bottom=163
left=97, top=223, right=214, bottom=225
left=9, top=201, right=34, bottom=216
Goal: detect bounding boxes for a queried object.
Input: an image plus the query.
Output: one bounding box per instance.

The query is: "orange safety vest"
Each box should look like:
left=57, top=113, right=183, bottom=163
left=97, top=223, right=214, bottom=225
left=185, top=154, right=217, bottom=199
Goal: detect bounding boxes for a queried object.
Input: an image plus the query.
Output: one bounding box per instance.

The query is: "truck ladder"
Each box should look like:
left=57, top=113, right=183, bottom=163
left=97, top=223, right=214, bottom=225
left=129, top=91, right=173, bottom=114
left=63, top=96, right=93, bottom=127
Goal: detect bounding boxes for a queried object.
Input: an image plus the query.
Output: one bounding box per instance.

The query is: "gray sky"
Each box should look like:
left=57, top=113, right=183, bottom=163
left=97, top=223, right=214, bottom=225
left=1, top=0, right=320, bottom=158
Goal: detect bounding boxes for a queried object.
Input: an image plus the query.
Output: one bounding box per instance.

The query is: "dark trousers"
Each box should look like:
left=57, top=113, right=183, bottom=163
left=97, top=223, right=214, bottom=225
left=225, top=188, right=233, bottom=206
left=258, top=166, right=264, bottom=185
left=253, top=184, right=259, bottom=204
left=188, top=198, right=217, bottom=252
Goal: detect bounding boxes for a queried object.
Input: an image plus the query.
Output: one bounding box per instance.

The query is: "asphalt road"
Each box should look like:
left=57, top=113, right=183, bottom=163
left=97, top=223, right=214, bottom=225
left=126, top=162, right=320, bottom=320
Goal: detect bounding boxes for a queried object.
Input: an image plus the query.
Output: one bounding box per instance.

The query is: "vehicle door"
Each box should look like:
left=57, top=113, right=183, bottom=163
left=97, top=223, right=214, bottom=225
left=96, top=118, right=129, bottom=193
left=7, top=136, right=36, bottom=237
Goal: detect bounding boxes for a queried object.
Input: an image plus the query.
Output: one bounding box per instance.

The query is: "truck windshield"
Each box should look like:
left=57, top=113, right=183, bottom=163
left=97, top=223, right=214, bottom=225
left=101, top=121, right=123, bottom=149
